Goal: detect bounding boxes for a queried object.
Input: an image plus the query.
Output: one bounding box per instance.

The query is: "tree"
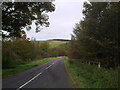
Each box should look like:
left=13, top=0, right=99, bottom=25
left=69, top=2, right=120, bottom=68
left=2, top=2, right=55, bottom=38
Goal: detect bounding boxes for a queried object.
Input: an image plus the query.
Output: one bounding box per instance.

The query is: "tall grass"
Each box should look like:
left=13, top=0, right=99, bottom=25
left=64, top=60, right=119, bottom=88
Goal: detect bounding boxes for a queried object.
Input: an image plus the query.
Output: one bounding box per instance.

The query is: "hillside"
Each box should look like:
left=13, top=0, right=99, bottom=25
left=31, top=39, right=69, bottom=48
left=48, top=39, right=70, bottom=42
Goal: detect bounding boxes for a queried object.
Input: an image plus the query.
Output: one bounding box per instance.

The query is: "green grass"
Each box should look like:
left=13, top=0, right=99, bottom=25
left=64, top=60, right=119, bottom=88
left=49, top=42, right=67, bottom=48
left=32, top=40, right=67, bottom=48
left=0, top=69, right=2, bottom=79
left=3, top=56, right=65, bottom=78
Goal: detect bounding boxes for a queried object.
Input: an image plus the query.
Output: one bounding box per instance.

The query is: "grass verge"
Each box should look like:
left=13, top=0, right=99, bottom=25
left=64, top=60, right=79, bottom=88
left=64, top=60, right=119, bottom=88
left=3, top=56, right=65, bottom=78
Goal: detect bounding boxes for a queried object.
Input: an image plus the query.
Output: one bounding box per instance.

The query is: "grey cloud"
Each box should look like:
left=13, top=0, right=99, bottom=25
left=25, top=0, right=88, bottom=41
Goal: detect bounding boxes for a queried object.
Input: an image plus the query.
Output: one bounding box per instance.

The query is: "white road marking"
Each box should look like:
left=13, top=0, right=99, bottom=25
left=16, top=72, right=42, bottom=90
left=16, top=61, right=57, bottom=90
left=45, top=64, right=52, bottom=69
left=45, top=66, right=49, bottom=69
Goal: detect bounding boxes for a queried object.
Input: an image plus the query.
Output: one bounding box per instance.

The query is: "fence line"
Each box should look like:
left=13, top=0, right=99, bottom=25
left=66, top=58, right=101, bottom=68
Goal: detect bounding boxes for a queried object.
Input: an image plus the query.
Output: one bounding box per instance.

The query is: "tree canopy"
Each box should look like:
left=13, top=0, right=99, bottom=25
left=2, top=2, right=55, bottom=38
left=69, top=2, right=120, bottom=68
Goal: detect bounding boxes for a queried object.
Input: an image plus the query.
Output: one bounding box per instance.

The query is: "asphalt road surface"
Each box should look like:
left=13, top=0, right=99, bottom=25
left=2, top=58, right=72, bottom=89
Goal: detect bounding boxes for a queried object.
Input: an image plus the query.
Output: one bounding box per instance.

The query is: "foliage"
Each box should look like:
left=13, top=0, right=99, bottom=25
left=69, top=2, right=120, bottom=68
left=48, top=42, right=69, bottom=57
left=38, top=41, right=49, bottom=58
left=48, top=47, right=66, bottom=57
left=2, top=40, right=50, bottom=68
left=2, top=2, right=55, bottom=38
left=2, top=40, right=68, bottom=69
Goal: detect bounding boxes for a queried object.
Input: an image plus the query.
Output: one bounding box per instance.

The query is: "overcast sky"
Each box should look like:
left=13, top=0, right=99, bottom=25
left=25, top=0, right=88, bottom=41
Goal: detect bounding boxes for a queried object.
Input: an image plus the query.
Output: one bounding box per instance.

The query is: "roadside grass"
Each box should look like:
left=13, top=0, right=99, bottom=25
left=0, top=70, right=2, bottom=78
left=3, top=56, right=65, bottom=78
left=64, top=61, right=79, bottom=88
left=64, top=60, right=119, bottom=88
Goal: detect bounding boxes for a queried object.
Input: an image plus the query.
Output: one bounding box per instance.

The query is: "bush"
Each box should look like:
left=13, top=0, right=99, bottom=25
left=2, top=40, right=68, bottom=69
left=2, top=40, right=50, bottom=69
left=48, top=47, right=66, bottom=57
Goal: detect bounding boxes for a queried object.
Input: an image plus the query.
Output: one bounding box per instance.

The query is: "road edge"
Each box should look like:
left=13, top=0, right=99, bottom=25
left=3, top=56, right=65, bottom=78
left=63, top=60, right=79, bottom=88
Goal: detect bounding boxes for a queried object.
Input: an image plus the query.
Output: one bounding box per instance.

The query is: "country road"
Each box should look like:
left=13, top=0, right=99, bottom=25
left=2, top=58, right=72, bottom=89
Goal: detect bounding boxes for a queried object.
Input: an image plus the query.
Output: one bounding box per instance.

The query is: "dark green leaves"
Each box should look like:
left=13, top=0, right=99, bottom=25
left=2, top=2, right=55, bottom=38
left=69, top=2, right=120, bottom=68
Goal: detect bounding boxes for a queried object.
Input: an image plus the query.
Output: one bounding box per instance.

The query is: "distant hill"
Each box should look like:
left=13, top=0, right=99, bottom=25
left=31, top=39, right=69, bottom=48
left=48, top=39, right=70, bottom=42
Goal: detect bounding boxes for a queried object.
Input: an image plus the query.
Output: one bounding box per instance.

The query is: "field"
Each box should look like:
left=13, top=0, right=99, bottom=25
left=48, top=41, right=68, bottom=48
left=64, top=60, right=119, bottom=88
left=31, top=40, right=69, bottom=48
